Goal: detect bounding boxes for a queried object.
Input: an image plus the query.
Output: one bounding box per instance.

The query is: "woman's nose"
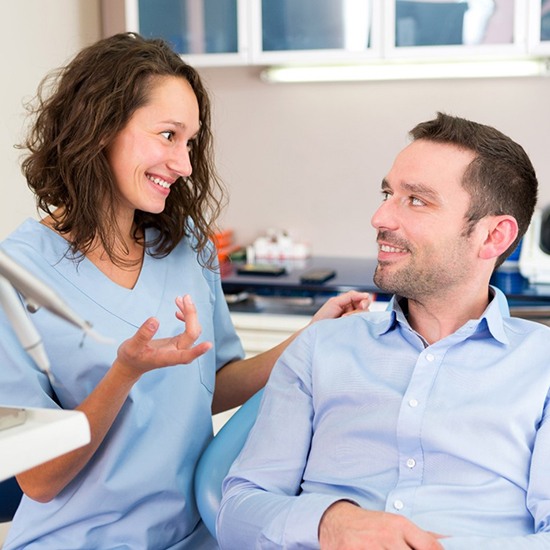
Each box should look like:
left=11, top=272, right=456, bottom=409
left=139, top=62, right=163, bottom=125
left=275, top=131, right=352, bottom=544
left=168, top=145, right=193, bottom=178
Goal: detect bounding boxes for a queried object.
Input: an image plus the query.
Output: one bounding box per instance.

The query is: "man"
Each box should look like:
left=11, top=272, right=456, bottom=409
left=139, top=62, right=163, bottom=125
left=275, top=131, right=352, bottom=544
left=216, top=113, right=549, bottom=549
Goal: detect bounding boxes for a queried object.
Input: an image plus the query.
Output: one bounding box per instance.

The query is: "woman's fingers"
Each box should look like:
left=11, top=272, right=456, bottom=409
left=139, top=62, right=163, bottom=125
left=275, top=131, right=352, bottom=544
left=174, top=295, right=202, bottom=349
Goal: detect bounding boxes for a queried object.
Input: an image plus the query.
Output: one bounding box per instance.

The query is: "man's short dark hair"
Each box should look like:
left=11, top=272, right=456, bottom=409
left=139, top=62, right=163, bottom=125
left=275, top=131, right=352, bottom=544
left=410, top=112, right=538, bottom=267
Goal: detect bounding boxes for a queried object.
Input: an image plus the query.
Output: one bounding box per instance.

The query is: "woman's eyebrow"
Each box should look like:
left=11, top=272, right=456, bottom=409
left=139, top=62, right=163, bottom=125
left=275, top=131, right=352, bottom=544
left=160, top=119, right=200, bottom=138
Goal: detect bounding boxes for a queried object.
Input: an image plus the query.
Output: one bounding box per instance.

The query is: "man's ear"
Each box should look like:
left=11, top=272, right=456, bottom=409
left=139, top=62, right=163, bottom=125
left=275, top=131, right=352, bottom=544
left=478, top=215, right=519, bottom=260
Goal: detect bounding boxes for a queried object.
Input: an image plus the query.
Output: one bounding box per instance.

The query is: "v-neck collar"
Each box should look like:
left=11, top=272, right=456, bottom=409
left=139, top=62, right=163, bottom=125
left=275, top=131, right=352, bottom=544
left=17, top=219, right=170, bottom=327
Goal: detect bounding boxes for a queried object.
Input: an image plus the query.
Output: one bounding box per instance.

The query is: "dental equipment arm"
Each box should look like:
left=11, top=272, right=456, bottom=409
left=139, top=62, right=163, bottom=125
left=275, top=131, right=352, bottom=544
left=0, top=249, right=110, bottom=382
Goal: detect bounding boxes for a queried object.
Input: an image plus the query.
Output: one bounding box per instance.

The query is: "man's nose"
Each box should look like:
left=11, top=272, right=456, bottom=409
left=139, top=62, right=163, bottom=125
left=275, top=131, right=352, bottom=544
left=371, top=198, right=398, bottom=231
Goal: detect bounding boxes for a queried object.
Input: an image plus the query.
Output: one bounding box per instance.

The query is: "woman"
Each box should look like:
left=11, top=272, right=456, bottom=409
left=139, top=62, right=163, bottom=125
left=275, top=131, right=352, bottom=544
left=0, top=33, right=370, bottom=549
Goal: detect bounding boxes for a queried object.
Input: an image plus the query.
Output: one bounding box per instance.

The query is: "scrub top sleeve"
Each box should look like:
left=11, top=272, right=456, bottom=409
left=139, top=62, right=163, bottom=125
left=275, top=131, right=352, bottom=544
left=206, top=264, right=244, bottom=371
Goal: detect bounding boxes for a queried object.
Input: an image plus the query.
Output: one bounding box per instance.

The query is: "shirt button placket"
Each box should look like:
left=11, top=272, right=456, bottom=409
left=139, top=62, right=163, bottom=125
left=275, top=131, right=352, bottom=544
left=393, top=500, right=404, bottom=511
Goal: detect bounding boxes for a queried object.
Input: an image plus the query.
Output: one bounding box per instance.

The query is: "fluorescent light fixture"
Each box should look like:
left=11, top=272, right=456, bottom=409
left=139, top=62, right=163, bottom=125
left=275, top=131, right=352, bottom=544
left=261, top=58, right=550, bottom=83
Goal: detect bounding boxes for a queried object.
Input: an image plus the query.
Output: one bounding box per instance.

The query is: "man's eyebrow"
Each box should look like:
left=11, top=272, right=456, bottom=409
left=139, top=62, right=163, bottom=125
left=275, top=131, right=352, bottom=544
left=402, top=182, right=441, bottom=202
left=381, top=179, right=441, bottom=202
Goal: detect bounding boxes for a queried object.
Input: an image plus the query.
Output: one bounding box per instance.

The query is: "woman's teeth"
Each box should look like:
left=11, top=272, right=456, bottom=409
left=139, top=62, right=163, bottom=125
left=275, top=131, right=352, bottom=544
left=147, top=174, right=170, bottom=189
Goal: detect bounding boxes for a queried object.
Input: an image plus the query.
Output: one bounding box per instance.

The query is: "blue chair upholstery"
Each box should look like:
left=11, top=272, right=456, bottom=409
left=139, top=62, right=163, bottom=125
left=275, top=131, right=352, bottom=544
left=194, top=389, right=264, bottom=538
left=193, top=287, right=510, bottom=538
left=0, top=476, right=23, bottom=523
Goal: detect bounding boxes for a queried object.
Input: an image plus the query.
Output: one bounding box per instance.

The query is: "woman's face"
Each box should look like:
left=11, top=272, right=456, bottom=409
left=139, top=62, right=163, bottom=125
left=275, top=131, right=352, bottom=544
left=106, top=75, right=200, bottom=223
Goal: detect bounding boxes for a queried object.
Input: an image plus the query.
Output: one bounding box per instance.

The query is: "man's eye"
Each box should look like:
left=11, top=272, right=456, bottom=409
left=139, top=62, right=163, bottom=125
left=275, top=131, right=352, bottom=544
left=381, top=191, right=391, bottom=201
left=161, top=131, right=174, bottom=141
left=410, top=197, right=425, bottom=206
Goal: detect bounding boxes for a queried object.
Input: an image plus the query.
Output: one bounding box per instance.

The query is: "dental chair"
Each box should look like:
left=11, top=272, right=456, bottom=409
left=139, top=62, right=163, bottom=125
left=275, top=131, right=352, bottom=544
left=0, top=476, right=22, bottom=523
left=195, top=388, right=264, bottom=538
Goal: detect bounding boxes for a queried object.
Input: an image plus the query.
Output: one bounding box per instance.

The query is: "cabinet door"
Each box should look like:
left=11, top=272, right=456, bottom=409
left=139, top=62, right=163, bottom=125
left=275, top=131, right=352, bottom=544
left=251, top=0, right=382, bottom=64
left=124, top=0, right=249, bottom=66
left=529, top=0, right=550, bottom=53
left=384, top=0, right=528, bottom=59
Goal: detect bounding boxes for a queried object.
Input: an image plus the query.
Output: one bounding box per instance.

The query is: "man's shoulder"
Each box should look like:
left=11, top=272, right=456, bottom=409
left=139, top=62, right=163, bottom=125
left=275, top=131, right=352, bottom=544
left=501, top=314, right=550, bottom=346
left=306, top=310, right=393, bottom=339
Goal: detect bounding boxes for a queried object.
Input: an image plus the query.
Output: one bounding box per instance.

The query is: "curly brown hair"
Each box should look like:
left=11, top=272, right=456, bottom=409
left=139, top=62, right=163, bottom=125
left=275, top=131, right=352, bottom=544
left=19, top=32, right=225, bottom=267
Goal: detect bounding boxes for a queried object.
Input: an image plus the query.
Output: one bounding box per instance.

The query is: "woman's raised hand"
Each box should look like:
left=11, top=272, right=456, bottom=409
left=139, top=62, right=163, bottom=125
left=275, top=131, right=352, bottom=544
left=115, top=295, right=212, bottom=380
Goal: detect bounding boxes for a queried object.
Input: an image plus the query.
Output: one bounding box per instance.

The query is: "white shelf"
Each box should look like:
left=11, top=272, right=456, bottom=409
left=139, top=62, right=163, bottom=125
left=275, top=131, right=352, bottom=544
left=0, top=406, right=90, bottom=482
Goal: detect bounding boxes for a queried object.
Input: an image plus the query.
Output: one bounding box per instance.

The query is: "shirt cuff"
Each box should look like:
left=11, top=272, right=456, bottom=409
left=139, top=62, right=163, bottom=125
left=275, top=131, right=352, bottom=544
left=261, top=494, right=357, bottom=548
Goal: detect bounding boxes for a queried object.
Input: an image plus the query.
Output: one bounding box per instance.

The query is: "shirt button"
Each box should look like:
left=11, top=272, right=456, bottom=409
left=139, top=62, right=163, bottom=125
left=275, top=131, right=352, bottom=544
left=393, top=500, right=404, bottom=511
left=409, top=399, right=418, bottom=408
left=406, top=458, right=416, bottom=469
left=426, top=353, right=435, bottom=362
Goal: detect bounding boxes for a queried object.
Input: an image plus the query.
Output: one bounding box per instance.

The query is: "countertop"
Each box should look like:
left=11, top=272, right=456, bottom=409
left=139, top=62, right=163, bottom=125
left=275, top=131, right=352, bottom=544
left=221, top=256, right=550, bottom=317
left=221, top=256, right=384, bottom=314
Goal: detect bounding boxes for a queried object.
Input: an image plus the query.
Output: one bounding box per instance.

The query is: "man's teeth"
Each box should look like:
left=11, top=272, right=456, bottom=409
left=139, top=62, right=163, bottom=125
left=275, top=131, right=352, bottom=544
left=147, top=175, right=170, bottom=189
left=380, top=244, right=405, bottom=253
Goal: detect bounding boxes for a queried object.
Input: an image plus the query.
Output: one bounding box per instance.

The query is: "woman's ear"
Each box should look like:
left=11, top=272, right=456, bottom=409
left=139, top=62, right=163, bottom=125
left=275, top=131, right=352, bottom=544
left=478, top=215, right=518, bottom=260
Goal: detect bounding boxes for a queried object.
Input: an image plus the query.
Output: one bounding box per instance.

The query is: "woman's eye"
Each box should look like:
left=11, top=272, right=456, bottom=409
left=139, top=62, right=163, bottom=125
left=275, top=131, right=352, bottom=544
left=161, top=131, right=174, bottom=141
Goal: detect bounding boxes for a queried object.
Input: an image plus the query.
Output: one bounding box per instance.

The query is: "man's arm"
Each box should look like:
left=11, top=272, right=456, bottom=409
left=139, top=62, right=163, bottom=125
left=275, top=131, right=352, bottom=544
left=216, top=327, right=351, bottom=548
left=216, top=325, right=441, bottom=550
left=212, top=290, right=371, bottom=414
left=439, top=403, right=550, bottom=550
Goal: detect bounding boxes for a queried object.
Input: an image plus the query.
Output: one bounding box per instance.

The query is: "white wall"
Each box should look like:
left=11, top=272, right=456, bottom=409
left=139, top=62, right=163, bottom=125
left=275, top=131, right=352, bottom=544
left=0, top=7, right=102, bottom=544
left=200, top=66, right=550, bottom=259
left=0, top=0, right=102, bottom=240
left=1, top=1, right=548, bottom=263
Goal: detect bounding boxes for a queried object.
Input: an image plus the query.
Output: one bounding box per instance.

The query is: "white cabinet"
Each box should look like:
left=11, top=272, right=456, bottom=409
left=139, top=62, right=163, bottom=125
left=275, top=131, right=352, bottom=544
left=250, top=0, right=382, bottom=65
left=102, top=0, right=546, bottom=68
left=102, top=0, right=249, bottom=66
left=254, top=0, right=530, bottom=64
left=529, top=0, right=550, bottom=54
left=230, top=311, right=311, bottom=358
left=384, top=0, right=528, bottom=60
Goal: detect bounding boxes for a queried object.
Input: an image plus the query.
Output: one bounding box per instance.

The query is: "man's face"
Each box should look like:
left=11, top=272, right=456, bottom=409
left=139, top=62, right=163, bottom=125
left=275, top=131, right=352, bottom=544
left=371, top=139, right=478, bottom=301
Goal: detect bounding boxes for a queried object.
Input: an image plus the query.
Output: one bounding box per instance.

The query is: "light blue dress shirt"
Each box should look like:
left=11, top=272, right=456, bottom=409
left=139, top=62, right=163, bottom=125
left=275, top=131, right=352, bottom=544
left=0, top=219, right=244, bottom=550
left=218, top=294, right=550, bottom=549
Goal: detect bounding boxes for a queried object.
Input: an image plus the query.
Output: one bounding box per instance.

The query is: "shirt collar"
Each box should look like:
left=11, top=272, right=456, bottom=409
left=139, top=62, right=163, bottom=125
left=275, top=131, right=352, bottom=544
left=482, top=286, right=509, bottom=345
left=383, top=286, right=509, bottom=345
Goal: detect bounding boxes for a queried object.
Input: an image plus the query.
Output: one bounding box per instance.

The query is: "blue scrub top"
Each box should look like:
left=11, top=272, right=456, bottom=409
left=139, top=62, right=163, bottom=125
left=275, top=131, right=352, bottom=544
left=0, top=219, right=244, bottom=550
